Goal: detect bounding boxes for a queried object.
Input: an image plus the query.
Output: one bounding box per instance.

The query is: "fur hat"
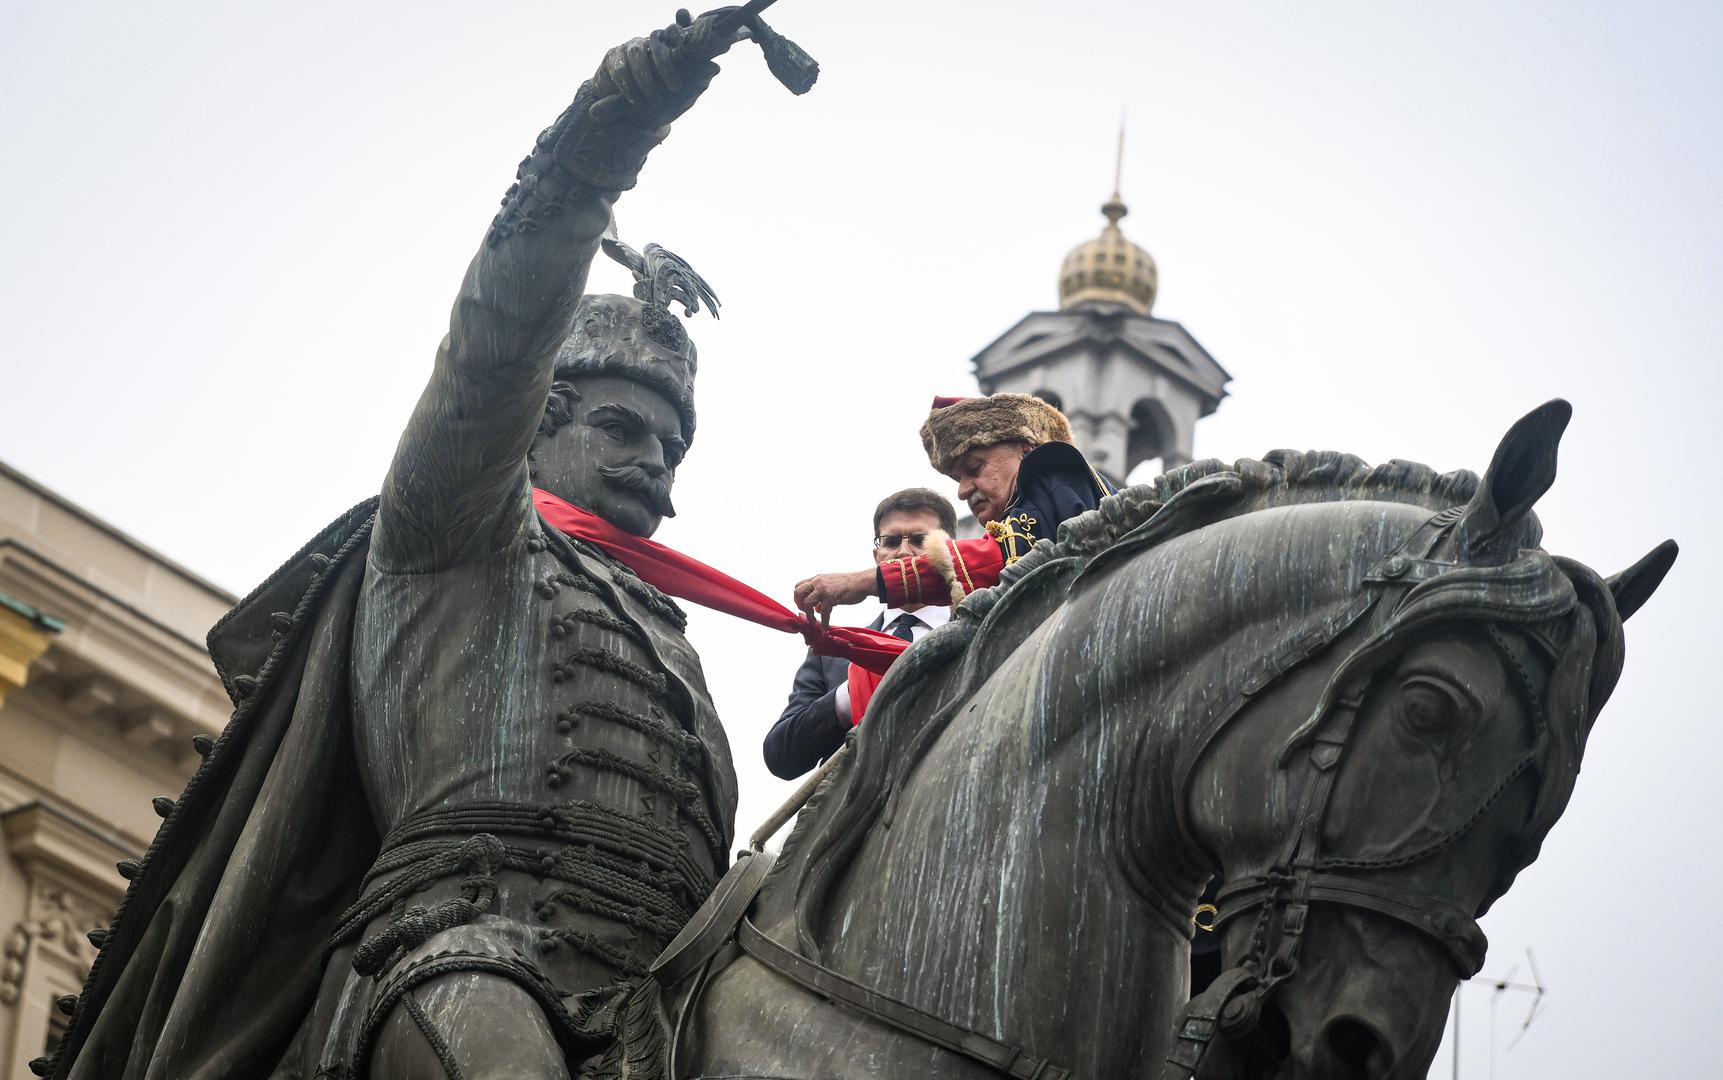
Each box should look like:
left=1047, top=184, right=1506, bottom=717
left=551, top=240, right=717, bottom=446
left=920, top=394, right=1074, bottom=474
left=555, top=294, right=699, bottom=444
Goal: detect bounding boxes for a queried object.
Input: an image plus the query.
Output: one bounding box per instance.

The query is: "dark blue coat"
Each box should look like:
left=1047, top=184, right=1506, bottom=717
left=987, top=441, right=1116, bottom=561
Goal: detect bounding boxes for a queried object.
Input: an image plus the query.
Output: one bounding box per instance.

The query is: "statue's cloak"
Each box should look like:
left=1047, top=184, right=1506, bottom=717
left=51, top=499, right=381, bottom=1079
left=50, top=494, right=742, bottom=1079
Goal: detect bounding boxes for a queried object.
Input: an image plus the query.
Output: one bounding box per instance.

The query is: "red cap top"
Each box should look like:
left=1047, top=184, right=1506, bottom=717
left=930, top=395, right=968, bottom=410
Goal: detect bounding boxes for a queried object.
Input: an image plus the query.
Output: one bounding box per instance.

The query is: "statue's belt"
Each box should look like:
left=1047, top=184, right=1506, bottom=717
left=329, top=800, right=716, bottom=964
left=654, top=849, right=1072, bottom=1080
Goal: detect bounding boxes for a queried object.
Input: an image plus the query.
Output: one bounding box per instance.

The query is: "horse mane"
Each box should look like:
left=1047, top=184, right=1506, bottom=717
left=781, top=449, right=1535, bottom=952
left=1069, top=449, right=1485, bottom=559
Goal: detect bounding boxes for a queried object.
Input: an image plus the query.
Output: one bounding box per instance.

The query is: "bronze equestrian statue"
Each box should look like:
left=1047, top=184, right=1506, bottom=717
left=40, top=9, right=803, bottom=1079
left=628, top=402, right=1673, bottom=1080
left=39, top=7, right=1675, bottom=1079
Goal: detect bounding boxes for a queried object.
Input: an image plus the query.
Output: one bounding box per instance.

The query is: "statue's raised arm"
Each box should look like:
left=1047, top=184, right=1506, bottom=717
left=374, top=11, right=740, bottom=572
left=40, top=12, right=829, bottom=1080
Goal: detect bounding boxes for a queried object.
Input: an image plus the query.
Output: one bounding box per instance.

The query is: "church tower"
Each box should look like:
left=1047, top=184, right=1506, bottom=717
left=968, top=153, right=1229, bottom=486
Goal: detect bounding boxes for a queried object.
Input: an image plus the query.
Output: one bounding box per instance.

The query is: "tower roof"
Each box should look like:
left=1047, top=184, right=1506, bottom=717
left=1057, top=191, right=1158, bottom=316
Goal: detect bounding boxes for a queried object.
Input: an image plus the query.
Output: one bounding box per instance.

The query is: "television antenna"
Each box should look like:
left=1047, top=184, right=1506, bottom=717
left=1450, top=948, right=1547, bottom=1078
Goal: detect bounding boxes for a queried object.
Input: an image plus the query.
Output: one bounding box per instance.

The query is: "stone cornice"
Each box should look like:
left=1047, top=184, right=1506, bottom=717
left=0, top=602, right=57, bottom=709
left=0, top=543, right=228, bottom=763
left=1, top=802, right=132, bottom=906
left=970, top=307, right=1231, bottom=405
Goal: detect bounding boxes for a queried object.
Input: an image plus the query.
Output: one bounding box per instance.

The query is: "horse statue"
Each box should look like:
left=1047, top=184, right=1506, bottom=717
left=584, top=401, right=1673, bottom=1080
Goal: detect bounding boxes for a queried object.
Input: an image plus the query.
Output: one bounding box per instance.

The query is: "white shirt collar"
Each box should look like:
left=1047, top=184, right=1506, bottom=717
left=881, top=604, right=950, bottom=631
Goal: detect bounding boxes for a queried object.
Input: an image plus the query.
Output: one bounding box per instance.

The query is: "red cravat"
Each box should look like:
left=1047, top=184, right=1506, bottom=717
left=531, top=488, right=907, bottom=676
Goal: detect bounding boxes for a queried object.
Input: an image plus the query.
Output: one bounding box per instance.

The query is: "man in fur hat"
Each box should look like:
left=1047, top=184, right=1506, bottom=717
left=47, top=13, right=753, bottom=1080
left=794, top=394, right=1114, bottom=619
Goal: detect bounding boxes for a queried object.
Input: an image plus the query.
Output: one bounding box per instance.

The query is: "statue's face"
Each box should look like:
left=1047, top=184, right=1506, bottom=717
left=534, top=374, right=687, bottom=538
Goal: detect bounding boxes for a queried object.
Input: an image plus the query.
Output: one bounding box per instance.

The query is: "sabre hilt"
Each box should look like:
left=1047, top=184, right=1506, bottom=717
left=744, top=10, right=819, bottom=95
left=589, top=3, right=819, bottom=124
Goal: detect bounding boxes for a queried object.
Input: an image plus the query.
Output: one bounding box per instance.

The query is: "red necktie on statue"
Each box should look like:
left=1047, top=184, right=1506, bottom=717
left=531, top=488, right=907, bottom=675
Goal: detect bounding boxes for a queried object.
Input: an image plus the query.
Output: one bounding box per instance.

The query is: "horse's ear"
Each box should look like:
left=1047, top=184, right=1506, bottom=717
left=1607, top=539, right=1677, bottom=621
left=1454, top=400, right=1572, bottom=562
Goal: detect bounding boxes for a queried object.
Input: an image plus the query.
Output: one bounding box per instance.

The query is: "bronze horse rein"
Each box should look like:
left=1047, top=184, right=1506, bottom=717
left=1161, top=505, right=1563, bottom=1079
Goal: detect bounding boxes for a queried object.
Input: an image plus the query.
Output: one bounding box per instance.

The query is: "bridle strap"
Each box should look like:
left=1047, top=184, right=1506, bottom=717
left=1170, top=507, right=1466, bottom=847
left=1161, top=967, right=1260, bottom=1079
left=1164, top=507, right=1471, bottom=1080
left=1216, top=873, right=1487, bottom=977
left=1170, top=593, right=1376, bottom=845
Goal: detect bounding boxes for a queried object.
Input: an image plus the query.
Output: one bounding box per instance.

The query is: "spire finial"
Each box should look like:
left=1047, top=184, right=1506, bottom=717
left=1058, top=114, right=1157, bottom=315
left=1102, top=115, right=1128, bottom=226
left=1113, top=113, right=1125, bottom=199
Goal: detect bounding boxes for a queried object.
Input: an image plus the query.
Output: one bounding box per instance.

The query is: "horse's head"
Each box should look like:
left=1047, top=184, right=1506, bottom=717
left=1177, top=402, right=1676, bottom=1080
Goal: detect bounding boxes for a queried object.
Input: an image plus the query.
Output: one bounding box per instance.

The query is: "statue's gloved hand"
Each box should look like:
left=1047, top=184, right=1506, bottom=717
left=589, top=7, right=750, bottom=129
left=492, top=8, right=748, bottom=227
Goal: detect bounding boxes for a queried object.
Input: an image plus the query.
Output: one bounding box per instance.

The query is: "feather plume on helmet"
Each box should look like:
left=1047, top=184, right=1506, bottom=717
left=553, top=235, right=719, bottom=446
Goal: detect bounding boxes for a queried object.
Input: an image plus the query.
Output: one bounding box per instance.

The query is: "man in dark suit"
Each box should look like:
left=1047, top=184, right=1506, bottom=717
left=764, top=487, right=957, bottom=779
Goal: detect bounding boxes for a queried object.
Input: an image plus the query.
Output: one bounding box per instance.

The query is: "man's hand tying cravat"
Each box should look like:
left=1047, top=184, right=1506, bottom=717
left=793, top=569, right=877, bottom=626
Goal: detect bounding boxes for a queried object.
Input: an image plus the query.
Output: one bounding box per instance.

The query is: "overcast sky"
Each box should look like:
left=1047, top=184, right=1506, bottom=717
left=3, top=1, right=1717, bottom=1074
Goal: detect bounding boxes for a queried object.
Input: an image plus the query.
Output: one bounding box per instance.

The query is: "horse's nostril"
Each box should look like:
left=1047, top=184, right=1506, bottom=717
left=1324, top=1016, right=1393, bottom=1076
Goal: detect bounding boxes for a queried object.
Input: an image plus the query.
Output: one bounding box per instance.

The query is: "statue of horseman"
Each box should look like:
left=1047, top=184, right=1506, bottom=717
left=40, top=8, right=814, bottom=1079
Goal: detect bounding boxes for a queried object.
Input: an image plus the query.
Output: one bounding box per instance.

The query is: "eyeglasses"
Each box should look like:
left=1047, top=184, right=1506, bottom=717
left=873, top=532, right=929, bottom=551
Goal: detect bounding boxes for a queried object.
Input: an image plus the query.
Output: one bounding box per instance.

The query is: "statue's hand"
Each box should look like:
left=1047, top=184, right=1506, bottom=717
left=589, top=8, right=749, bottom=128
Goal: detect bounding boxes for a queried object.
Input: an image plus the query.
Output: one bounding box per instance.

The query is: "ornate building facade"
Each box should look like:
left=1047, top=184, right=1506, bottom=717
left=0, top=462, right=232, bottom=1078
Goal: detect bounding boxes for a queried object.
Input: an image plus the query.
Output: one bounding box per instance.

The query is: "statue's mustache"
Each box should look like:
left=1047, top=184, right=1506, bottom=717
left=597, top=463, right=676, bottom=518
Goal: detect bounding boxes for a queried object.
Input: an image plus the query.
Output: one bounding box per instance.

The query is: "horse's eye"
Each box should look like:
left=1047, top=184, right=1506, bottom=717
left=1397, top=677, right=1466, bottom=736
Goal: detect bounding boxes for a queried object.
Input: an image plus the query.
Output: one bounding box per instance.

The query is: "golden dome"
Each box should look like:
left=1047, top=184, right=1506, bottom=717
left=1058, top=192, right=1157, bottom=316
